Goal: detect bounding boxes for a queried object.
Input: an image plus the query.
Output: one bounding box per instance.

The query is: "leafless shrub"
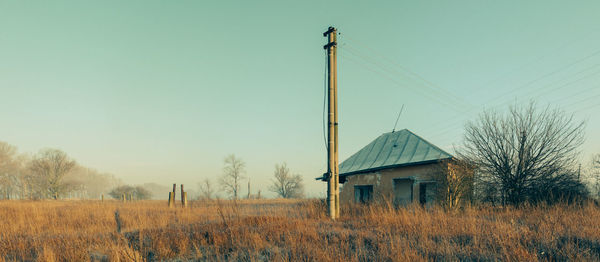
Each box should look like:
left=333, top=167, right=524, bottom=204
left=587, top=154, right=600, bottom=198
left=268, top=163, right=305, bottom=198
left=432, top=159, right=474, bottom=210
left=460, top=102, right=587, bottom=206
left=198, top=178, right=214, bottom=200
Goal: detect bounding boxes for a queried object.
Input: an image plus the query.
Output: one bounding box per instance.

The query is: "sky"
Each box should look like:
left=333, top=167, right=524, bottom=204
left=1, top=0, right=599, bottom=198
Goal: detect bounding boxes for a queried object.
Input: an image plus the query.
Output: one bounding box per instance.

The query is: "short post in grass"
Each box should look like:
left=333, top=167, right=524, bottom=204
left=122, top=193, right=126, bottom=203
left=101, top=194, right=104, bottom=202
left=181, top=184, right=188, bottom=207
left=168, top=184, right=176, bottom=207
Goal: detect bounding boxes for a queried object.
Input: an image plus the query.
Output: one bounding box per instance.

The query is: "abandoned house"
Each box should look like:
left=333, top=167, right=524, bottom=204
left=320, top=129, right=453, bottom=206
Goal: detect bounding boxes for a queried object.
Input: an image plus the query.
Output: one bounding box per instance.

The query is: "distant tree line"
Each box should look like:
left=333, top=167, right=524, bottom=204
left=108, top=185, right=152, bottom=200
left=0, top=143, right=122, bottom=200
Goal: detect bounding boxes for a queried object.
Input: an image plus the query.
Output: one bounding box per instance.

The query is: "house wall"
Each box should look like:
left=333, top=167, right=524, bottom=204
left=339, top=163, right=442, bottom=205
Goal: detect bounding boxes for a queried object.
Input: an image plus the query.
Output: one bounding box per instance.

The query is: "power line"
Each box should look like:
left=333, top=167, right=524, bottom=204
left=342, top=45, right=470, bottom=111
left=337, top=31, right=600, bottom=148
left=341, top=36, right=471, bottom=110
left=548, top=81, right=600, bottom=106
left=573, top=100, right=600, bottom=114
left=460, top=28, right=600, bottom=101
left=422, top=50, right=600, bottom=138
left=563, top=91, right=600, bottom=110
left=337, top=39, right=471, bottom=114
left=427, top=88, right=600, bottom=144
left=339, top=52, right=467, bottom=113
left=522, top=64, right=600, bottom=101
left=481, top=47, right=600, bottom=108
left=341, top=31, right=600, bottom=142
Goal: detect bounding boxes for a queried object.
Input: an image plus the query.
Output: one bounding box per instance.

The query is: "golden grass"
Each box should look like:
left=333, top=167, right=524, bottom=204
left=0, top=199, right=599, bottom=261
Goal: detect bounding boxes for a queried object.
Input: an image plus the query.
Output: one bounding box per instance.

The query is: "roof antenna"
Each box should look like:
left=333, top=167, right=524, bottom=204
left=392, top=104, right=405, bottom=133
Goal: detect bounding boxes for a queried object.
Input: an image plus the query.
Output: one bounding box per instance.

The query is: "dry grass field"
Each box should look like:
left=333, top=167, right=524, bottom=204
left=0, top=199, right=599, bottom=261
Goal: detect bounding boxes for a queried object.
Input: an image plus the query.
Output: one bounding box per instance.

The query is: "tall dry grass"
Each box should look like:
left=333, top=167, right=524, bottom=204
left=0, top=199, right=599, bottom=261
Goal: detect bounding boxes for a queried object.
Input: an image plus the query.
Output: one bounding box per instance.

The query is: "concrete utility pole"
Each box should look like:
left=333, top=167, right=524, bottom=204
left=323, top=26, right=339, bottom=219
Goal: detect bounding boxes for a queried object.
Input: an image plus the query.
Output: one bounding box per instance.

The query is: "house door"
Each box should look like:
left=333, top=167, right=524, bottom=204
left=419, top=182, right=437, bottom=207
left=419, top=183, right=427, bottom=205
left=394, top=178, right=413, bottom=206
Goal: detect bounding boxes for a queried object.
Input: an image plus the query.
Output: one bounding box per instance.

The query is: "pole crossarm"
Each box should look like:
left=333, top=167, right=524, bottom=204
left=323, top=27, right=335, bottom=36
left=323, top=42, right=337, bottom=49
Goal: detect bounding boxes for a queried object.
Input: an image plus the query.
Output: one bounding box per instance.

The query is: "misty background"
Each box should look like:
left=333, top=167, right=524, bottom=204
left=1, top=1, right=600, bottom=198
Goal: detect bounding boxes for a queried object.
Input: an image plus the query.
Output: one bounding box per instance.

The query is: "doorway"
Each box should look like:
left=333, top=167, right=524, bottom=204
left=393, top=178, right=413, bottom=206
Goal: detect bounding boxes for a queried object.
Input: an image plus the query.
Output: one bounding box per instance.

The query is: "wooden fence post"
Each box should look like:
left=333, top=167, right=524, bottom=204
left=168, top=192, right=174, bottom=207
left=181, top=184, right=188, bottom=207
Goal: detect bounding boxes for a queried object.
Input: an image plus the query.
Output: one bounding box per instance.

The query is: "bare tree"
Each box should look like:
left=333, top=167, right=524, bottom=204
left=460, top=103, right=586, bottom=205
left=219, top=154, right=246, bottom=199
left=590, top=154, right=600, bottom=198
left=269, top=163, right=304, bottom=199
left=198, top=178, right=214, bottom=200
left=433, top=160, right=474, bottom=209
left=29, top=149, right=76, bottom=199
left=0, top=142, right=19, bottom=199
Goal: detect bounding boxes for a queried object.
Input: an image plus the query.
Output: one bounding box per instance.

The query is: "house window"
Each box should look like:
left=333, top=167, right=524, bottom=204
left=354, top=185, right=373, bottom=204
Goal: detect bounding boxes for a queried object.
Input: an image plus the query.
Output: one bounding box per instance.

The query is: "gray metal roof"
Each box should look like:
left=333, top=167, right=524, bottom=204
left=339, top=129, right=452, bottom=176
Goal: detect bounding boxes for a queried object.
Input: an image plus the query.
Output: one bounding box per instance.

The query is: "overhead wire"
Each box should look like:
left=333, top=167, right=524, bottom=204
left=339, top=51, right=466, bottom=114
left=548, top=79, right=600, bottom=106
left=340, top=43, right=471, bottom=112
left=422, top=48, right=600, bottom=139
left=460, top=28, right=600, bottom=101
left=427, top=63, right=600, bottom=136
left=428, top=81, right=600, bottom=145
left=563, top=91, right=600, bottom=110
left=335, top=31, right=600, bottom=149
left=341, top=45, right=470, bottom=111
left=342, top=34, right=473, bottom=108
left=341, top=32, right=600, bottom=143
left=521, top=64, right=600, bottom=101
left=338, top=43, right=471, bottom=113
left=572, top=100, right=600, bottom=114
left=479, top=47, right=600, bottom=109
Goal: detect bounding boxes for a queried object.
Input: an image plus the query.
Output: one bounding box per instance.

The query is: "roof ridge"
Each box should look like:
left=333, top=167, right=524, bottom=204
left=337, top=129, right=453, bottom=176
left=403, top=129, right=453, bottom=158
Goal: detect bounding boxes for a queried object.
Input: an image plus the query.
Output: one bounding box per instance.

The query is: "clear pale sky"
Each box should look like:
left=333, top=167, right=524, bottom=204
left=1, top=1, right=599, bottom=197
